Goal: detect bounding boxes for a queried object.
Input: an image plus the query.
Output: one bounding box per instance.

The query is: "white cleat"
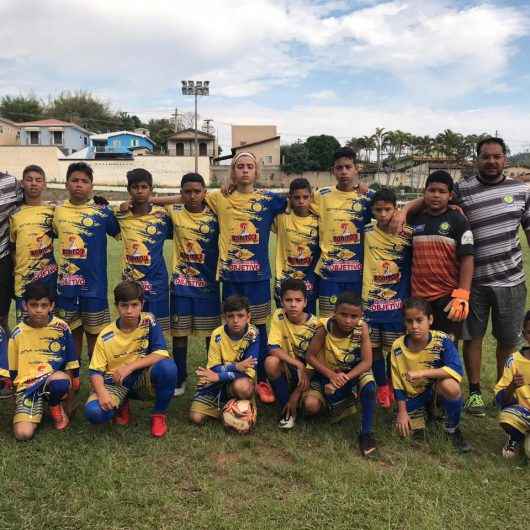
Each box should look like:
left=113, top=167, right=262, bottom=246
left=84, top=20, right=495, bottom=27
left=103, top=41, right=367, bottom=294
left=174, top=382, right=186, bottom=397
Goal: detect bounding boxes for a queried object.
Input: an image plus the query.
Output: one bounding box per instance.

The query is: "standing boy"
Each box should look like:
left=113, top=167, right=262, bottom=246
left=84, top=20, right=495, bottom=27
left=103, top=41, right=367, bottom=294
left=265, top=278, right=321, bottom=429
left=303, top=291, right=377, bottom=457
left=115, top=169, right=172, bottom=332
left=166, top=172, right=220, bottom=396
left=313, top=148, right=374, bottom=317
left=10, top=165, right=57, bottom=322
left=190, top=295, right=259, bottom=426
left=408, top=170, right=474, bottom=341
left=84, top=281, right=177, bottom=438
left=362, top=187, right=412, bottom=408
left=273, top=178, right=319, bottom=314
left=0, top=282, right=79, bottom=440
left=53, top=162, right=120, bottom=360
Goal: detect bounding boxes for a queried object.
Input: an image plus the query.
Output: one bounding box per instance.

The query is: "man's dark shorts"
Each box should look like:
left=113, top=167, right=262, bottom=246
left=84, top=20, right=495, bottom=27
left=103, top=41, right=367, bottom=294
left=430, top=295, right=462, bottom=341
left=0, top=254, right=13, bottom=318
left=462, top=283, right=526, bottom=348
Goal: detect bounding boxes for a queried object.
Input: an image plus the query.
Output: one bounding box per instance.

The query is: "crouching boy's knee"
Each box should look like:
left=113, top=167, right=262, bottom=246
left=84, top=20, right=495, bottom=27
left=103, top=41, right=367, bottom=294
left=84, top=399, right=114, bottom=425
left=231, top=377, right=254, bottom=400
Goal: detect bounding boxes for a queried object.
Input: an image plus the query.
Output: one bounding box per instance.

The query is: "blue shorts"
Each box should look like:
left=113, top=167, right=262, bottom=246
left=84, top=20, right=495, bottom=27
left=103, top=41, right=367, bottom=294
left=318, top=279, right=361, bottom=317
left=223, top=280, right=271, bottom=325
left=55, top=295, right=110, bottom=335
left=143, top=295, right=170, bottom=333
left=170, top=293, right=221, bottom=337
left=368, top=322, right=404, bottom=353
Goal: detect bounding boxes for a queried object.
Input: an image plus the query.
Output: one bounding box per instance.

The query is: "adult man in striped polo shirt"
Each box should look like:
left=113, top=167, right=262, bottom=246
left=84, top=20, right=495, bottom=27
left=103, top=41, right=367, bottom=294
left=398, top=137, right=530, bottom=417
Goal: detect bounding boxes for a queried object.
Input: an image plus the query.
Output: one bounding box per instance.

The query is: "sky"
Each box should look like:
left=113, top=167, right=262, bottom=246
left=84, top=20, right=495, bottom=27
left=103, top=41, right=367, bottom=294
left=2, top=0, right=530, bottom=153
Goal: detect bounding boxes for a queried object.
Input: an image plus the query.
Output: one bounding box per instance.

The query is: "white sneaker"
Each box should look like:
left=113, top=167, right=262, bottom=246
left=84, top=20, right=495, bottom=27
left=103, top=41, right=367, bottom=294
left=174, top=382, right=186, bottom=397
left=278, top=415, right=295, bottom=430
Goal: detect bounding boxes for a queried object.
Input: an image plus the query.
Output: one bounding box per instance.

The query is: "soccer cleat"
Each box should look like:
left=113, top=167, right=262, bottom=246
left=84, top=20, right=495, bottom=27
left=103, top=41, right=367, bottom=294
left=446, top=427, right=472, bottom=453
left=151, top=413, right=168, bottom=438
left=278, top=414, right=296, bottom=430
left=71, top=377, right=81, bottom=392
left=464, top=393, right=486, bottom=417
left=502, top=437, right=522, bottom=459
left=113, top=401, right=130, bottom=426
left=49, top=404, right=70, bottom=431
left=256, top=381, right=275, bottom=404
left=173, top=382, right=186, bottom=397
left=376, top=384, right=394, bottom=409
left=358, top=432, right=377, bottom=457
left=0, top=377, right=14, bottom=399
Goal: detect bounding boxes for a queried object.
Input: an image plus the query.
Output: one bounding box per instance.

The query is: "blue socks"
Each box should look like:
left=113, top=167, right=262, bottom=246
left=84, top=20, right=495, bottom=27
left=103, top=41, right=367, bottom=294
left=47, top=378, right=70, bottom=406
left=270, top=375, right=290, bottom=411
left=360, top=382, right=376, bottom=434
left=151, top=359, right=178, bottom=413
left=441, top=397, right=463, bottom=432
left=172, top=345, right=187, bottom=386
left=257, top=324, right=268, bottom=382
left=372, top=357, right=387, bottom=386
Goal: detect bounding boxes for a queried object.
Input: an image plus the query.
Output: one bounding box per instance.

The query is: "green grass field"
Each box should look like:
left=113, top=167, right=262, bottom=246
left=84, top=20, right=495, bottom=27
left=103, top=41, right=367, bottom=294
left=1, top=238, right=529, bottom=530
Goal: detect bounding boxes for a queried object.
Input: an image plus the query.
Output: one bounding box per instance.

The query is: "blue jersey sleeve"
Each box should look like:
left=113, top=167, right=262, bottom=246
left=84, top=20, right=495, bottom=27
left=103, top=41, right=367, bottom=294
left=105, top=206, right=121, bottom=237
left=148, top=319, right=168, bottom=353
left=439, top=336, right=464, bottom=379
left=0, top=328, right=8, bottom=377
left=62, top=328, right=77, bottom=366
left=271, top=193, right=287, bottom=217
left=165, top=214, right=173, bottom=240
left=211, top=363, right=244, bottom=382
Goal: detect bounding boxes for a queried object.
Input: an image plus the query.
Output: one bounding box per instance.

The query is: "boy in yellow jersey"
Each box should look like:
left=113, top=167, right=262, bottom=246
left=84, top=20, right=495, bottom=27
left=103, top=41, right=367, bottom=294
left=190, top=295, right=258, bottom=425
left=166, top=173, right=220, bottom=396
left=265, top=278, right=320, bottom=429
left=115, top=169, right=172, bottom=332
left=273, top=178, right=319, bottom=314
left=53, top=162, right=120, bottom=361
left=304, top=291, right=377, bottom=457
left=0, top=282, right=79, bottom=440
left=363, top=188, right=412, bottom=409
left=312, top=148, right=375, bottom=316
left=10, top=165, right=57, bottom=323
left=84, top=281, right=177, bottom=438
left=391, top=298, right=470, bottom=453
left=494, top=310, right=530, bottom=458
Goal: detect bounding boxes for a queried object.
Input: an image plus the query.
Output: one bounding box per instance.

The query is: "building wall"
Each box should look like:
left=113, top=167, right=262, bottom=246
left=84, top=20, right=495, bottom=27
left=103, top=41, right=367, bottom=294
left=167, top=139, right=215, bottom=157
left=233, top=138, right=280, bottom=166
left=231, top=125, right=277, bottom=148
left=20, top=127, right=89, bottom=154
left=0, top=146, right=62, bottom=180
left=0, top=120, right=20, bottom=146
left=103, top=133, right=154, bottom=152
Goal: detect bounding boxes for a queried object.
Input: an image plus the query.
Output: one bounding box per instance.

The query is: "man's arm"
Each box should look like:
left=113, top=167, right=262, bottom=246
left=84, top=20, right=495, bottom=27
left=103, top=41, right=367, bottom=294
left=458, top=255, right=474, bottom=292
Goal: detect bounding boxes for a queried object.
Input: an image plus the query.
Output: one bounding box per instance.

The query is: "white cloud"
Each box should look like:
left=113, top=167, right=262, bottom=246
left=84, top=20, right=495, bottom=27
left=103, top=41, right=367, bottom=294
left=307, top=89, right=337, bottom=100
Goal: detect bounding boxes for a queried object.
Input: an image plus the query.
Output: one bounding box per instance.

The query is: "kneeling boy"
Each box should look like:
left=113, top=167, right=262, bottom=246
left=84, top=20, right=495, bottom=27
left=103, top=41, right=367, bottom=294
left=84, top=281, right=177, bottom=438
left=494, top=310, right=530, bottom=459
left=190, top=295, right=258, bottom=425
left=265, top=278, right=320, bottom=429
left=391, top=298, right=470, bottom=452
left=0, top=283, right=78, bottom=440
left=303, top=291, right=377, bottom=456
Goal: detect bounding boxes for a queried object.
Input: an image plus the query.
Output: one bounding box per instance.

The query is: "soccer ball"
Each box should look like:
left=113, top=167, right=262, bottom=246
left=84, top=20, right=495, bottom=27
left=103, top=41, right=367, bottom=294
left=222, top=399, right=257, bottom=434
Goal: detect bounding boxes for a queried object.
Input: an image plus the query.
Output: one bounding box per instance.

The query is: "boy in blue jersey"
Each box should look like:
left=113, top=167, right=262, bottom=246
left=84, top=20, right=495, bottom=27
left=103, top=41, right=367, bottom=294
left=391, top=298, right=470, bottom=453
left=166, top=173, right=220, bottom=396
left=84, top=281, right=177, bottom=438
left=313, top=148, right=374, bottom=317
left=53, top=162, right=120, bottom=362
left=190, top=295, right=259, bottom=426
left=362, top=188, right=412, bottom=408
left=0, top=282, right=79, bottom=440
left=115, top=169, right=172, bottom=332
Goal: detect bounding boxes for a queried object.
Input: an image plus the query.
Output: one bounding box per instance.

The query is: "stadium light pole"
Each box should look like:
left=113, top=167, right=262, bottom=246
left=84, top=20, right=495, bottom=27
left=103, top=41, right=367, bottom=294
left=181, top=80, right=210, bottom=172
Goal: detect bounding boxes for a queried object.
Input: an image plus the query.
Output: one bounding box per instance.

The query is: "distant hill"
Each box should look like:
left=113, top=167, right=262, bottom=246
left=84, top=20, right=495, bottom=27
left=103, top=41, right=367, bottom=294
left=509, top=152, right=530, bottom=167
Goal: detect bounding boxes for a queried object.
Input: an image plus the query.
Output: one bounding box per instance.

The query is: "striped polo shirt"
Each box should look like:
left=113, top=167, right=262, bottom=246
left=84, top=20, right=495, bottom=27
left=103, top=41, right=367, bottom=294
left=454, top=175, right=530, bottom=287
left=0, top=172, right=22, bottom=260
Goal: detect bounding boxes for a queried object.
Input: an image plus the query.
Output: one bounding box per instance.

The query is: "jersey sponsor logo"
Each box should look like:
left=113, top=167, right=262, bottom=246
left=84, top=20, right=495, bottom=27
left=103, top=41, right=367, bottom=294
left=413, top=224, right=425, bottom=234
left=319, top=187, right=332, bottom=196
left=503, top=194, right=514, bottom=204
left=62, top=235, right=87, bottom=259
left=229, top=261, right=260, bottom=272
left=181, top=241, right=205, bottom=263
left=287, top=245, right=313, bottom=267
left=369, top=299, right=403, bottom=312
left=33, top=263, right=58, bottom=281
left=61, top=274, right=86, bottom=286
left=438, top=222, right=450, bottom=236
left=373, top=260, right=401, bottom=284
left=328, top=260, right=362, bottom=272
left=332, top=222, right=359, bottom=244
left=232, top=221, right=259, bottom=245
left=215, top=334, right=222, bottom=343
left=139, top=280, right=153, bottom=293
left=101, top=331, right=114, bottom=342
left=30, top=234, right=53, bottom=258
left=173, top=274, right=207, bottom=289
left=461, top=230, right=474, bottom=245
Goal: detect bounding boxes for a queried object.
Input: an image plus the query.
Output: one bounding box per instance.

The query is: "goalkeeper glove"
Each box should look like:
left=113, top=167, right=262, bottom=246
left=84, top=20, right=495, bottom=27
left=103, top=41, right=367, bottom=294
left=443, top=288, right=470, bottom=322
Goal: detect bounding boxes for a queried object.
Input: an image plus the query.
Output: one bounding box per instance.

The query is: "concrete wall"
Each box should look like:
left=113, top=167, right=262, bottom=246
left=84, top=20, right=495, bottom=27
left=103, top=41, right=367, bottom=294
left=0, top=120, right=20, bottom=146
left=0, top=146, right=62, bottom=179
left=232, top=125, right=277, bottom=147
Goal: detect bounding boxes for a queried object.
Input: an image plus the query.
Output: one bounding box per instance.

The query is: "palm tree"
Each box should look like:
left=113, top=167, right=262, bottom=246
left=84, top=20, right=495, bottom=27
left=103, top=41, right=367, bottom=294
left=436, top=129, right=465, bottom=159
left=372, top=127, right=390, bottom=169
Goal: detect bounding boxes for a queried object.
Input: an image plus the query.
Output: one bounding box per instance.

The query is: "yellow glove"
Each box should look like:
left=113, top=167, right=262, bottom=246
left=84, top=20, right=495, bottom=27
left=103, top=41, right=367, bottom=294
left=443, top=289, right=470, bottom=322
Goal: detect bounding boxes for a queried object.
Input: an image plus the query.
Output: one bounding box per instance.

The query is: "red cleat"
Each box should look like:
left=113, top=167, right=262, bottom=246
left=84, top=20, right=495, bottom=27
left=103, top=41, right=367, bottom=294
left=49, top=403, right=70, bottom=430
left=376, top=384, right=394, bottom=409
left=256, top=381, right=275, bottom=404
left=151, top=413, right=168, bottom=438
left=113, top=400, right=130, bottom=426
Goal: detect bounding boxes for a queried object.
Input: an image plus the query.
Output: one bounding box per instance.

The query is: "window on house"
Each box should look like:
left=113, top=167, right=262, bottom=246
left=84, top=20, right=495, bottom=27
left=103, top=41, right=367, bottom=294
left=83, top=136, right=88, bottom=146
left=263, top=155, right=273, bottom=165
left=0, top=126, right=3, bottom=134
left=176, top=143, right=184, bottom=156
left=131, top=139, right=140, bottom=147
left=199, top=142, right=207, bottom=156
left=29, top=131, right=40, bottom=145
left=52, top=131, right=63, bottom=145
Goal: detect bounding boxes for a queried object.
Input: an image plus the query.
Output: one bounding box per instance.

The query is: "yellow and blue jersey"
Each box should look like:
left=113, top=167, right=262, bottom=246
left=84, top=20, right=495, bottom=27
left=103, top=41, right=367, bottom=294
left=166, top=203, right=219, bottom=299
left=89, top=312, right=169, bottom=376
left=313, top=187, right=373, bottom=282
left=206, top=190, right=286, bottom=282
left=319, top=316, right=364, bottom=372
left=273, top=211, right=319, bottom=294
left=362, top=224, right=412, bottom=324
left=1, top=317, right=78, bottom=392
left=115, top=206, right=172, bottom=299
left=53, top=201, right=120, bottom=298
left=268, top=308, right=321, bottom=362
left=390, top=331, right=463, bottom=400
left=495, top=350, right=530, bottom=410
left=206, top=323, right=259, bottom=382
left=9, top=204, right=57, bottom=297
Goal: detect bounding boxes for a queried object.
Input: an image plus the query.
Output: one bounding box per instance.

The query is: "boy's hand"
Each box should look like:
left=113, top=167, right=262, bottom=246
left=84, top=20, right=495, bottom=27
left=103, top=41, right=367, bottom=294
left=283, top=393, right=300, bottom=419
left=324, top=382, right=337, bottom=395
left=389, top=209, right=406, bottom=235
left=395, top=409, right=412, bottom=437
left=196, top=367, right=220, bottom=385
left=513, top=372, right=525, bottom=388
left=112, top=365, right=133, bottom=385
left=405, top=370, right=425, bottom=383
left=296, top=367, right=310, bottom=392
left=235, top=357, right=256, bottom=372
left=357, top=182, right=369, bottom=194
left=221, top=179, right=236, bottom=196
left=329, top=371, right=349, bottom=389
left=93, top=195, right=109, bottom=206
left=98, top=389, right=116, bottom=412
left=119, top=199, right=133, bottom=213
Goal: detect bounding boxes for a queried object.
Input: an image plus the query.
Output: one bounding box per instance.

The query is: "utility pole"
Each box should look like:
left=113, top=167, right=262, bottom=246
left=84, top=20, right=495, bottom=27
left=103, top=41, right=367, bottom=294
left=203, top=119, right=213, bottom=135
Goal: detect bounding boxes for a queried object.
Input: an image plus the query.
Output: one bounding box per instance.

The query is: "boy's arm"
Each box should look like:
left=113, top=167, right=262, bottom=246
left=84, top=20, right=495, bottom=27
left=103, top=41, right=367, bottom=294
left=62, top=327, right=80, bottom=372
left=112, top=352, right=166, bottom=385
left=306, top=327, right=335, bottom=379
left=269, top=346, right=305, bottom=370
left=6, top=335, right=18, bottom=381
left=345, top=321, right=373, bottom=381
left=106, top=207, right=121, bottom=237
left=89, top=373, right=116, bottom=411
left=494, top=355, right=521, bottom=407
left=408, top=336, right=463, bottom=383
left=390, top=198, right=424, bottom=233
left=151, top=195, right=181, bottom=206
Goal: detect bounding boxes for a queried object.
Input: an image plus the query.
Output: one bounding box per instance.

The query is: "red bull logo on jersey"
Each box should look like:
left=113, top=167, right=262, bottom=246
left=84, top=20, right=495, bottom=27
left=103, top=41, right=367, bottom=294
left=62, top=235, right=87, bottom=259
left=232, top=221, right=259, bottom=245
left=332, top=222, right=359, bottom=244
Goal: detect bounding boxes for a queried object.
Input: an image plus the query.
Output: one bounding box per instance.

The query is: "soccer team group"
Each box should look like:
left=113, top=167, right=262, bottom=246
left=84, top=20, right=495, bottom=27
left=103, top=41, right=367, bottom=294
left=1, top=138, right=530, bottom=459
